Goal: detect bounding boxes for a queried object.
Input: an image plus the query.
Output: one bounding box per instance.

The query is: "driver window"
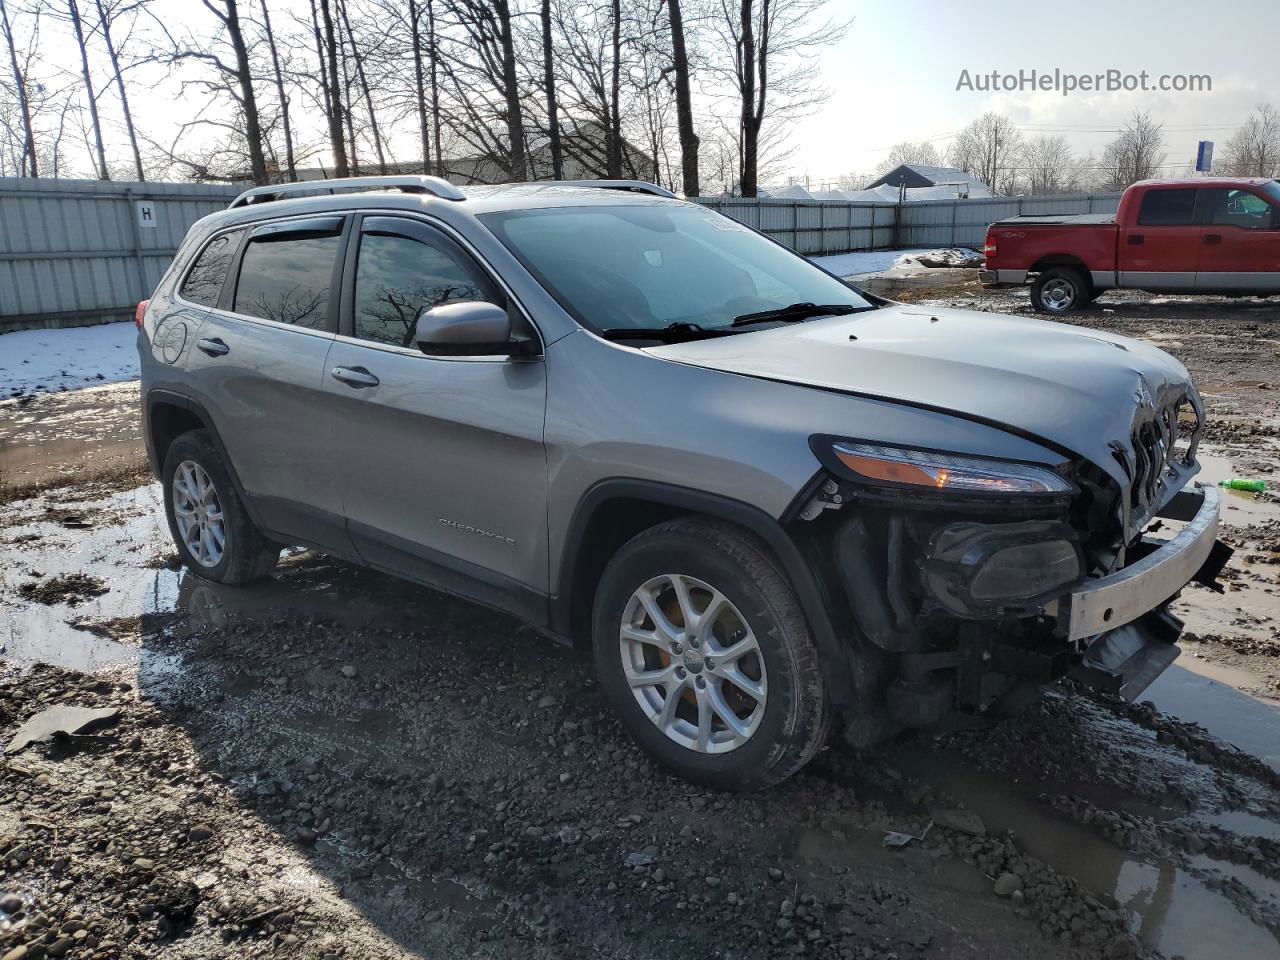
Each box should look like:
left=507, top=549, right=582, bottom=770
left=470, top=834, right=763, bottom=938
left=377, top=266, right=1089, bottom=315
left=352, top=230, right=501, bottom=347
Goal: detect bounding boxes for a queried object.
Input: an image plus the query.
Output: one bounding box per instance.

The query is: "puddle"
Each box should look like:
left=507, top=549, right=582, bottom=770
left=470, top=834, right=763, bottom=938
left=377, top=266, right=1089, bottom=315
left=1195, top=447, right=1280, bottom=523
left=1144, top=665, right=1280, bottom=773
left=891, top=750, right=1280, bottom=959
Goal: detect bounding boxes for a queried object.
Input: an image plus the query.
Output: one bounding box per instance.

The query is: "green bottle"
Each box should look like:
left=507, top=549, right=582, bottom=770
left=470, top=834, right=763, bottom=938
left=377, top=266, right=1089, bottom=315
left=1220, top=478, right=1266, bottom=492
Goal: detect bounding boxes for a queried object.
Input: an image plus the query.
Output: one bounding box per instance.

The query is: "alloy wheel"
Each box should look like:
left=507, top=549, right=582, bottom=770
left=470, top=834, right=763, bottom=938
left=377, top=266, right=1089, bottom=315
left=172, top=459, right=226, bottom=568
left=619, top=574, right=768, bottom=754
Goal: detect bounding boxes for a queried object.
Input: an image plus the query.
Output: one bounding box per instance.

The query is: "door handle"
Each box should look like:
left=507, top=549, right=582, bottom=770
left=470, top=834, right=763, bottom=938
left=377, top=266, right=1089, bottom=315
left=330, top=366, right=380, bottom=388
left=1204, top=233, right=1223, bottom=245
left=1127, top=235, right=1145, bottom=245
left=196, top=337, right=230, bottom=357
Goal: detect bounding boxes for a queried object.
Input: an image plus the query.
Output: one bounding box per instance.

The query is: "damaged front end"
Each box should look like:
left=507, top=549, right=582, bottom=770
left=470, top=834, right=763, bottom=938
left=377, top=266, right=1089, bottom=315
left=795, top=413, right=1231, bottom=747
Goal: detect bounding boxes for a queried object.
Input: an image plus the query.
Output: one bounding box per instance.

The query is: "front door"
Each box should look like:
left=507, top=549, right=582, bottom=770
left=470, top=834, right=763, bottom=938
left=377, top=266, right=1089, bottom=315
left=322, top=215, right=549, bottom=616
left=183, top=215, right=351, bottom=551
left=1194, top=186, right=1280, bottom=291
left=1119, top=186, right=1200, bottom=290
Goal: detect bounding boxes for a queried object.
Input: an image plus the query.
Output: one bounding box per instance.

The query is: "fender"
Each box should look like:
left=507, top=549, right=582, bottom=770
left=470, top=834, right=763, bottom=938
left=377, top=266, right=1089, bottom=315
left=552, top=478, right=856, bottom=707
left=143, top=389, right=267, bottom=531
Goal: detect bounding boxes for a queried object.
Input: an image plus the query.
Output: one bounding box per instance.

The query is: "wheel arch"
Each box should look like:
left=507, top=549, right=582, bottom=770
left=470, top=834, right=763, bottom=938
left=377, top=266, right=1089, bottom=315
left=144, top=390, right=264, bottom=529
left=552, top=478, right=855, bottom=706
left=1029, top=254, right=1092, bottom=277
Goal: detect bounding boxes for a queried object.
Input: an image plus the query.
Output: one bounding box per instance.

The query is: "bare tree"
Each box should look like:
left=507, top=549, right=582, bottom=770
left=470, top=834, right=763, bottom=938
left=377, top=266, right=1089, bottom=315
left=667, top=0, right=697, bottom=195
left=1223, top=104, right=1280, bottom=178
left=258, top=0, right=294, bottom=180
left=1021, top=134, right=1075, bottom=194
left=878, top=140, right=940, bottom=174
left=93, top=0, right=144, bottom=180
left=0, top=0, right=37, bottom=175
left=1099, top=110, right=1165, bottom=188
left=338, top=0, right=387, bottom=173
left=710, top=0, right=846, bottom=196
left=408, top=0, right=431, bottom=174
left=315, top=0, right=350, bottom=176
left=947, top=112, right=1021, bottom=194
left=65, top=0, right=109, bottom=178
left=539, top=0, right=562, bottom=179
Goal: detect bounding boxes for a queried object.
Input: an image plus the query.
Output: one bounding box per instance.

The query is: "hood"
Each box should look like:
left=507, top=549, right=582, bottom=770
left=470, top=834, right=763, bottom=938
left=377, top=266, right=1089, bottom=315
left=647, top=304, right=1199, bottom=522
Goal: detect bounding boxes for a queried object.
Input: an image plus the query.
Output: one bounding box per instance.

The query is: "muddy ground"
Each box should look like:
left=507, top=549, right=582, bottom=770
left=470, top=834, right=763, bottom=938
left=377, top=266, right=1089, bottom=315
left=2, top=280, right=1280, bottom=960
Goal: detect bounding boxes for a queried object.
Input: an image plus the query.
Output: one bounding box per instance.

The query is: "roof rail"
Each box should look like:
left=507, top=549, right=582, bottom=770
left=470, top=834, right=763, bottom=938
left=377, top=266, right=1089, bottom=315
left=228, top=175, right=465, bottom=209
left=557, top=179, right=677, bottom=199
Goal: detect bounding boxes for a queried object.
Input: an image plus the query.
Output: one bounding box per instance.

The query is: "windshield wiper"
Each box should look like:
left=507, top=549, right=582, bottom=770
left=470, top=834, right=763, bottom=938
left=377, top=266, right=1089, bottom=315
left=730, top=302, right=870, bottom=327
left=600, top=321, right=739, bottom=344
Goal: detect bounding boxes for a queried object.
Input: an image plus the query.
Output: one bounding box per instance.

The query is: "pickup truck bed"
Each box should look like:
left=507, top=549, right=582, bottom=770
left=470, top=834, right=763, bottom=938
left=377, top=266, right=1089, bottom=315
left=998, top=213, right=1116, bottom=226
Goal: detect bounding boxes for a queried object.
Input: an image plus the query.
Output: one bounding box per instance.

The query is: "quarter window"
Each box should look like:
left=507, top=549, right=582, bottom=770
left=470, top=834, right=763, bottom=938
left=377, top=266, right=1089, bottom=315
left=180, top=229, right=244, bottom=307
left=352, top=230, right=500, bottom=347
left=1137, top=189, right=1198, bottom=226
left=233, top=228, right=341, bottom=329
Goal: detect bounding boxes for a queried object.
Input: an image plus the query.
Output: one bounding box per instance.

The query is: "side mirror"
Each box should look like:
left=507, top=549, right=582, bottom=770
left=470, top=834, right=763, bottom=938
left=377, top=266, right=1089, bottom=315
left=413, top=301, right=531, bottom=357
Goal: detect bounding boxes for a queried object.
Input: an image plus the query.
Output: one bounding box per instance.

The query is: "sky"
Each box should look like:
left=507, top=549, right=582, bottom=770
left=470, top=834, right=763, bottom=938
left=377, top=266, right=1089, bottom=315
left=791, top=0, right=1280, bottom=185
left=16, top=0, right=1280, bottom=188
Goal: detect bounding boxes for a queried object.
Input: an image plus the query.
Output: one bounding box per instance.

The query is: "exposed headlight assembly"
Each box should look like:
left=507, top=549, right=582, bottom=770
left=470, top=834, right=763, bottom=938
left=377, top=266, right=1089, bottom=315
left=820, top=440, right=1074, bottom=496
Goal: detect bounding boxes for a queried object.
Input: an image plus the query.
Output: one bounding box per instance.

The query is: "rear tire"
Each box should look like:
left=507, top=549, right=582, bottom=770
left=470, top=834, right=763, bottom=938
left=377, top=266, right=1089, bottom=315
left=592, top=518, right=830, bottom=791
left=1031, top=266, right=1090, bottom=315
left=162, top=430, right=279, bottom=584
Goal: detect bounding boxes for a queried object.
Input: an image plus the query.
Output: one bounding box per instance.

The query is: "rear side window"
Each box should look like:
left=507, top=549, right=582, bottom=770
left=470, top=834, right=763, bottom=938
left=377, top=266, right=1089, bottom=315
left=180, top=229, right=244, bottom=306
left=233, top=225, right=342, bottom=329
left=1137, top=189, right=1197, bottom=226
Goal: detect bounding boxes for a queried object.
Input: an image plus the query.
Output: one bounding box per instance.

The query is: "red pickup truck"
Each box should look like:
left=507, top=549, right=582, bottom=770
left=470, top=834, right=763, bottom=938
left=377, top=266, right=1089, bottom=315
left=980, top=177, right=1280, bottom=314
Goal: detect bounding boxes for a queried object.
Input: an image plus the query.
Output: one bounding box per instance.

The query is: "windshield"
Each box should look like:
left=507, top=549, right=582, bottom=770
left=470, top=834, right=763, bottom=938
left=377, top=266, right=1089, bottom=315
left=479, top=204, right=872, bottom=333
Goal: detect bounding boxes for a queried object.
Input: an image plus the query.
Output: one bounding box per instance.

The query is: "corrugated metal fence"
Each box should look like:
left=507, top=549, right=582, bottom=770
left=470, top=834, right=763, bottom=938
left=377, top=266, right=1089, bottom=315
left=0, top=178, right=239, bottom=333
left=0, top=177, right=1124, bottom=332
left=694, top=192, right=1122, bottom=255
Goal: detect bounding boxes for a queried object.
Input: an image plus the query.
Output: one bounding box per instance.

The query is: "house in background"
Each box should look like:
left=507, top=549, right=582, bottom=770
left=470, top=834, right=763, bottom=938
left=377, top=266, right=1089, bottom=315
left=865, top=164, right=993, bottom=199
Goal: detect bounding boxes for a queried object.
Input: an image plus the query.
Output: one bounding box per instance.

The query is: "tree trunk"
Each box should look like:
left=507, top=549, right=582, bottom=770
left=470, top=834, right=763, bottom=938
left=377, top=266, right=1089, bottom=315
left=259, top=0, right=295, bottom=181
left=540, top=0, right=561, bottom=179
left=222, top=0, right=268, bottom=185
left=338, top=0, right=386, bottom=173
left=316, top=0, right=350, bottom=177
left=0, top=0, right=37, bottom=176
left=427, top=0, right=442, bottom=177
left=409, top=0, right=430, bottom=174
left=606, top=0, right=621, bottom=178
left=667, top=0, right=698, bottom=195
left=68, top=0, right=109, bottom=179
left=95, top=0, right=143, bottom=180
left=495, top=0, right=526, bottom=181
left=738, top=0, right=756, bottom=196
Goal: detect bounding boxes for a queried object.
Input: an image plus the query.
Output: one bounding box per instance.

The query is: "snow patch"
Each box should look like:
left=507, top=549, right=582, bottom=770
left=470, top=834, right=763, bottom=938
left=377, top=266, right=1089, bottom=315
left=1, top=322, right=140, bottom=397
left=811, top=248, right=981, bottom=278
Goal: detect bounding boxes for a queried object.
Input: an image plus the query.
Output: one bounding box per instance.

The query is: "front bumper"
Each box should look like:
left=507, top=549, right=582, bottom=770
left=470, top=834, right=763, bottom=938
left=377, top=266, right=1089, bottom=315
left=1059, top=484, right=1221, bottom=642
left=978, top=268, right=1028, bottom=287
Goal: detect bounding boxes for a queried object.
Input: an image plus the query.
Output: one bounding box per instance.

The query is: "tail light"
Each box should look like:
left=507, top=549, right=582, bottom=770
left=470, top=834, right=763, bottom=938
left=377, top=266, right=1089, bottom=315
left=135, top=299, right=150, bottom=328
left=982, top=233, right=998, bottom=259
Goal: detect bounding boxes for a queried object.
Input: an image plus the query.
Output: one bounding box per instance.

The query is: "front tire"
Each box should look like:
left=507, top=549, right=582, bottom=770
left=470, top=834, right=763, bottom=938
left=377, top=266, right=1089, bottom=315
left=592, top=519, right=829, bottom=791
left=1031, top=266, right=1089, bottom=315
left=162, top=430, right=279, bottom=584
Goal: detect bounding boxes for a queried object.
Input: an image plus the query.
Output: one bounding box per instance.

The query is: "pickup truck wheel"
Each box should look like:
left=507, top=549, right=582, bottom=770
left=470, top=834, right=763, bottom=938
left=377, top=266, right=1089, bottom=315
left=592, top=519, right=829, bottom=791
left=1031, top=266, right=1089, bottom=315
left=162, top=430, right=280, bottom=585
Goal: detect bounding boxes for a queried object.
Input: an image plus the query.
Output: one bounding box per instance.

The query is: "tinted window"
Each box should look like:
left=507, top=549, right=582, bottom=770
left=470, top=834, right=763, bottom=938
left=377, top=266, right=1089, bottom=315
left=233, top=230, right=341, bottom=329
left=353, top=231, right=500, bottom=347
left=180, top=229, right=244, bottom=306
left=1198, top=188, right=1275, bottom=229
left=1137, top=189, right=1197, bottom=226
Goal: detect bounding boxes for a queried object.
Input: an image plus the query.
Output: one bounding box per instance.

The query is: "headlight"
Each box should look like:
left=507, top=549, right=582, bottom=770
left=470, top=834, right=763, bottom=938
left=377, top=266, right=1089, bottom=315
left=825, top=441, right=1073, bottom=495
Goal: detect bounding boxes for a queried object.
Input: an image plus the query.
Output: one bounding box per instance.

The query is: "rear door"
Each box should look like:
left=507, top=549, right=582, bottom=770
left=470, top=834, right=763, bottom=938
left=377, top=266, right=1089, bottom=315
left=1119, top=187, right=1200, bottom=290
left=1194, top=187, right=1280, bottom=291
left=322, top=214, right=549, bottom=614
left=183, top=214, right=353, bottom=551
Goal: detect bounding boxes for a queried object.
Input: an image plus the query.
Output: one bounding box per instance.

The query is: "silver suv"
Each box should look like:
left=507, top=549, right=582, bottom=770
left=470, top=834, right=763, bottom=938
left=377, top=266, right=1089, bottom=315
left=138, top=176, right=1228, bottom=790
